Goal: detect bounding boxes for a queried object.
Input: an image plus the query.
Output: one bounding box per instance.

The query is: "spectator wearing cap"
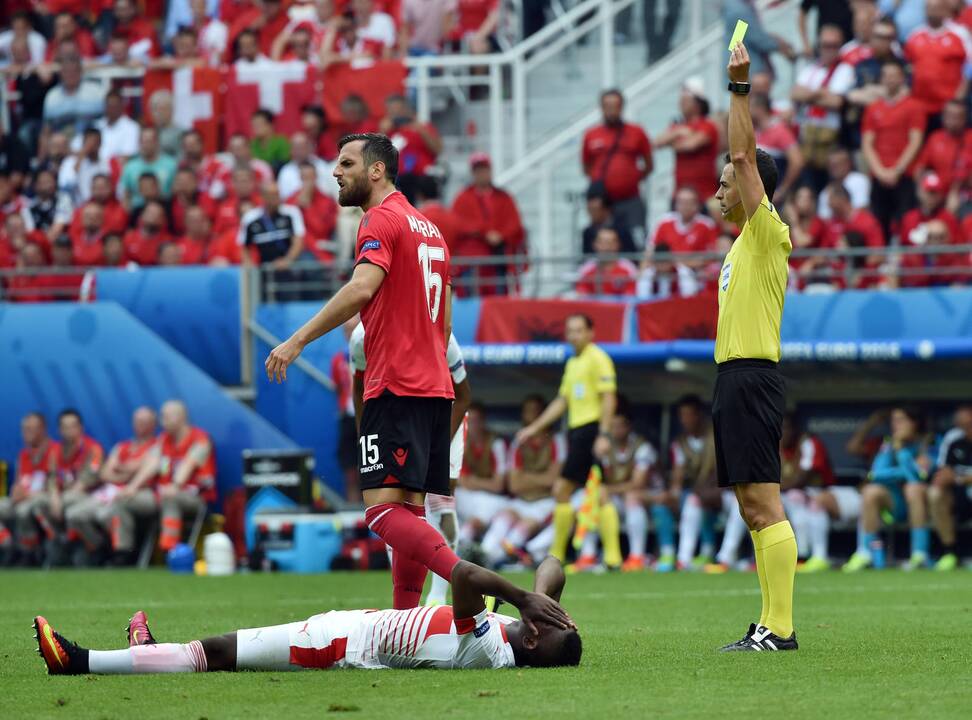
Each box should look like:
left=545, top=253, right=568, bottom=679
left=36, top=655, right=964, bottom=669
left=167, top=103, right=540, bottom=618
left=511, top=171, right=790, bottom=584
left=250, top=109, right=292, bottom=171
left=899, top=173, right=961, bottom=251
left=860, top=59, right=926, bottom=238
left=791, top=24, right=856, bottom=191
left=94, top=90, right=141, bottom=162
left=451, top=153, right=526, bottom=296
left=379, top=95, right=442, bottom=203
left=582, top=184, right=635, bottom=256
left=404, top=0, right=457, bottom=55
left=576, top=227, right=638, bottom=297
left=751, top=93, right=805, bottom=202
left=41, top=50, right=106, bottom=139
left=582, top=89, right=653, bottom=241
left=278, top=131, right=337, bottom=200
left=915, top=99, right=972, bottom=211
left=817, top=147, right=871, bottom=219
left=903, top=0, right=972, bottom=122
left=655, top=78, right=720, bottom=205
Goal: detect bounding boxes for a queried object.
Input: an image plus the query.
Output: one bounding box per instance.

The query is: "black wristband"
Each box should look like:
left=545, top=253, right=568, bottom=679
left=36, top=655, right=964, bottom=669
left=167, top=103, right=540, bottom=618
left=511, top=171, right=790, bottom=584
left=728, top=81, right=751, bottom=95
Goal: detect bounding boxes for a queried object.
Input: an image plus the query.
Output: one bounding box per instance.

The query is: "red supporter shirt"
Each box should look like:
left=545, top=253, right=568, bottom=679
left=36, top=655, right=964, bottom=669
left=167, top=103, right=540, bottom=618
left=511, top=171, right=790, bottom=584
left=171, top=194, right=217, bottom=236
left=755, top=120, right=798, bottom=164
left=16, top=440, right=58, bottom=496
left=898, top=206, right=961, bottom=247
left=209, top=228, right=245, bottom=264
left=815, top=209, right=885, bottom=249
left=114, top=18, right=160, bottom=57
left=355, top=191, right=454, bottom=402
left=575, top=258, right=638, bottom=296
left=582, top=123, right=653, bottom=201
left=213, top=193, right=263, bottom=236
left=671, top=117, right=720, bottom=200
left=861, top=94, right=926, bottom=175
left=156, top=426, right=217, bottom=502
left=450, top=185, right=526, bottom=256
left=286, top=190, right=338, bottom=262
left=69, top=201, right=129, bottom=238
left=123, top=228, right=172, bottom=266
left=389, top=125, right=439, bottom=176
left=70, top=227, right=107, bottom=266
left=175, top=235, right=210, bottom=264
left=781, top=434, right=835, bottom=486
left=904, top=23, right=972, bottom=114
left=838, top=40, right=873, bottom=67
left=455, top=0, right=498, bottom=36
left=50, top=436, right=105, bottom=491
left=330, top=351, right=354, bottom=416
left=915, top=128, right=972, bottom=189
left=45, top=30, right=98, bottom=61
left=651, top=212, right=718, bottom=253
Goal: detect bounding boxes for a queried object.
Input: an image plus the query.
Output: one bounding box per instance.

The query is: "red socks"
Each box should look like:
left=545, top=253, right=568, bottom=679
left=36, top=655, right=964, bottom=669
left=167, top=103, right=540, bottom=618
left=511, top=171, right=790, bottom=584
left=366, top=502, right=462, bottom=595
left=389, top=503, right=429, bottom=609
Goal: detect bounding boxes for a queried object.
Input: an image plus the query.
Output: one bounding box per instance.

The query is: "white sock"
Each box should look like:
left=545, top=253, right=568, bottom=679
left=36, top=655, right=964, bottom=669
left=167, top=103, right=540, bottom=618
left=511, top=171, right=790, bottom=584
left=526, top=524, right=554, bottom=562
left=716, top=502, right=747, bottom=566
left=625, top=505, right=648, bottom=557
left=784, top=493, right=811, bottom=559
left=677, top=495, right=702, bottom=566
left=507, top=523, right=530, bottom=549
left=89, top=642, right=207, bottom=674
left=808, top=505, right=830, bottom=561
left=580, top=531, right=598, bottom=558
left=480, top=513, right=515, bottom=565
left=425, top=499, right=458, bottom=605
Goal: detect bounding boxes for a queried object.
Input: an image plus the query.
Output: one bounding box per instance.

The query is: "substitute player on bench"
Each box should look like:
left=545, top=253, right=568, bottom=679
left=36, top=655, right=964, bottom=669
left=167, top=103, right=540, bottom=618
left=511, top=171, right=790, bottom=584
left=713, top=42, right=797, bottom=652
left=349, top=322, right=472, bottom=606
left=34, top=557, right=580, bottom=674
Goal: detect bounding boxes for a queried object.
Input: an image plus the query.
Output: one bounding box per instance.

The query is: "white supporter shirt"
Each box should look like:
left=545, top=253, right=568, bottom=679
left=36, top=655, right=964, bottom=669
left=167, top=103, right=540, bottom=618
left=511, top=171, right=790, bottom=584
left=277, top=157, right=338, bottom=200
left=95, top=115, right=141, bottom=161
left=795, top=61, right=855, bottom=130
left=339, top=606, right=516, bottom=669
left=817, top=171, right=871, bottom=219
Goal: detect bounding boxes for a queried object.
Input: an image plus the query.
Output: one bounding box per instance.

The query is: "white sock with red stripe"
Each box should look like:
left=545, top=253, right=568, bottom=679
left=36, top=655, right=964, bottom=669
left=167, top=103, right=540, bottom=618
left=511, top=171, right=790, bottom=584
left=88, top=642, right=208, bottom=674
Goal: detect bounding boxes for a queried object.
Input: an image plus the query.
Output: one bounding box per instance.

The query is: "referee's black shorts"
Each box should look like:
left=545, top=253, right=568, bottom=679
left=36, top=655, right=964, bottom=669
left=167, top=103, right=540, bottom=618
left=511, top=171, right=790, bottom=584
left=358, top=391, right=452, bottom=496
left=561, top=422, right=600, bottom=485
left=712, top=359, right=786, bottom=488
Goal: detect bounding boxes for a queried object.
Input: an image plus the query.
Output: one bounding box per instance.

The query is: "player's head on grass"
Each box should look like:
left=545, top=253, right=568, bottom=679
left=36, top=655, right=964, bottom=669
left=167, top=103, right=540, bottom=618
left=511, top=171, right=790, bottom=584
left=335, top=132, right=399, bottom=209
left=716, top=149, right=778, bottom=225
left=565, top=313, right=594, bottom=353
left=508, top=621, right=583, bottom=668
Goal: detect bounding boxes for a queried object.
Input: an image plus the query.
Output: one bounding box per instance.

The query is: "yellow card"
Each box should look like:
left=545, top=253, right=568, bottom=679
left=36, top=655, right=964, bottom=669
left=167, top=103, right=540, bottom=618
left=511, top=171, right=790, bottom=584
left=728, top=19, right=748, bottom=51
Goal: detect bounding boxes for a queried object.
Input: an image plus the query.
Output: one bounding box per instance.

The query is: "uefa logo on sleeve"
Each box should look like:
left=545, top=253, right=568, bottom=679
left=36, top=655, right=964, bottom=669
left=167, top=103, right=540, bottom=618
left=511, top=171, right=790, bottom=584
left=721, top=263, right=732, bottom=292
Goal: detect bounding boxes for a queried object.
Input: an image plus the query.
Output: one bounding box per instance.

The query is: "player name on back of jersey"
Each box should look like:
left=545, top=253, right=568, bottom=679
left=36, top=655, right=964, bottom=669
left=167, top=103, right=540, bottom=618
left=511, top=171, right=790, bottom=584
left=406, top=213, right=444, bottom=240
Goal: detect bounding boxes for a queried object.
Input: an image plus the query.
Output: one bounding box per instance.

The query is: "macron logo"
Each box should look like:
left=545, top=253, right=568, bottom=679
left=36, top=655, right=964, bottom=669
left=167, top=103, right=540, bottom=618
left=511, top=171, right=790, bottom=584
left=473, top=621, right=490, bottom=638
left=362, top=240, right=381, bottom=251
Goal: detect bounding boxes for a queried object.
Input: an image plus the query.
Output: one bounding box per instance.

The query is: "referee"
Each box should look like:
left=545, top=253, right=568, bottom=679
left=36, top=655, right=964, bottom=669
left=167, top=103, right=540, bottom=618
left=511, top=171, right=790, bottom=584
left=713, top=43, right=797, bottom=652
left=515, top=314, right=618, bottom=566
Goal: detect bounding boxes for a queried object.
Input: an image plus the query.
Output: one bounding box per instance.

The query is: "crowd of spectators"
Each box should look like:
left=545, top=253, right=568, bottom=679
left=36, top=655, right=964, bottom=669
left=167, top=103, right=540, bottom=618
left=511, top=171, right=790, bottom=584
left=0, top=402, right=216, bottom=567
left=575, top=0, right=972, bottom=299
left=449, top=394, right=972, bottom=573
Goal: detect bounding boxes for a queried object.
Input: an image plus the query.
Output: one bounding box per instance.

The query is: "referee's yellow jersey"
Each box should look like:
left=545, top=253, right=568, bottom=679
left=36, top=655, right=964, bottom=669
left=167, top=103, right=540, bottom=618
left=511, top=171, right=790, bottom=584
left=715, top=194, right=792, bottom=364
left=558, top=343, right=617, bottom=429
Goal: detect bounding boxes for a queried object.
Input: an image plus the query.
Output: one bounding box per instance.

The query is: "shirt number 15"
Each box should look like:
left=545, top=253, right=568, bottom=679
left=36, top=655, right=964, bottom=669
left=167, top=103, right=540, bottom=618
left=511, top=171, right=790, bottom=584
left=418, top=242, right=445, bottom=323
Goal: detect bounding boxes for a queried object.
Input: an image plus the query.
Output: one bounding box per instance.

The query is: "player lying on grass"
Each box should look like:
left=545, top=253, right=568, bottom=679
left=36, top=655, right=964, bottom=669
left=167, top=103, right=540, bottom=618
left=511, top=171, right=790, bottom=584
left=33, top=558, right=581, bottom=674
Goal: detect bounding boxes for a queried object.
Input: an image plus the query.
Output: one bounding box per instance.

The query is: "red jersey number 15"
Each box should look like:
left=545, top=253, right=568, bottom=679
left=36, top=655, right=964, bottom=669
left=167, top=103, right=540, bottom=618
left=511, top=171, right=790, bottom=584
left=418, top=242, right=445, bottom=323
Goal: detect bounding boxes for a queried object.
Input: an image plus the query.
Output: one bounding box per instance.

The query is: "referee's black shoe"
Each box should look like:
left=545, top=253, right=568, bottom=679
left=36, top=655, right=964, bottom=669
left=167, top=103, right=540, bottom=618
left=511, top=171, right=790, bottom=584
left=718, top=622, right=756, bottom=651
left=721, top=624, right=798, bottom=652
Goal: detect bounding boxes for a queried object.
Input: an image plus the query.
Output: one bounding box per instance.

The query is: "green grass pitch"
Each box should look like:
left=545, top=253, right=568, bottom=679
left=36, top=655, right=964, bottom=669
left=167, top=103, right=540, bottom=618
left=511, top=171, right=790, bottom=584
left=3, top=569, right=971, bottom=719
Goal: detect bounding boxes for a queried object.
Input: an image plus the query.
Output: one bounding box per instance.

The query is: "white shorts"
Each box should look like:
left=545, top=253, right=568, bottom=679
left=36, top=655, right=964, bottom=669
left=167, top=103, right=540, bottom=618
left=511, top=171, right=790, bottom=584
left=510, top=497, right=555, bottom=524
left=823, top=486, right=861, bottom=522
left=449, top=416, right=467, bottom=481
left=236, top=611, right=360, bottom=672
left=455, top=487, right=509, bottom=525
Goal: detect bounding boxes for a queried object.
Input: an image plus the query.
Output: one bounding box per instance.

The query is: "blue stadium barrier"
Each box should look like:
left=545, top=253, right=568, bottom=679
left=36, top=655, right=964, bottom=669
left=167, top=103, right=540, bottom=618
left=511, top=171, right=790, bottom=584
left=0, top=302, right=296, bottom=501
left=94, top=267, right=241, bottom=386
left=253, top=303, right=348, bottom=495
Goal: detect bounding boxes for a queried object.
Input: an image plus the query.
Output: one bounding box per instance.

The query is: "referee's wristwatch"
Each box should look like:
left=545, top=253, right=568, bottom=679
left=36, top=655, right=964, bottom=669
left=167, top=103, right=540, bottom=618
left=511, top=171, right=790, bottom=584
left=727, top=81, right=751, bottom=95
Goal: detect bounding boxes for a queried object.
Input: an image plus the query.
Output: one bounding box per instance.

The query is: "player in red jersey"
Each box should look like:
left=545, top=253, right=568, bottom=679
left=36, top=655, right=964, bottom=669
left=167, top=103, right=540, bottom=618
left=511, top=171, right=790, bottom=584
left=0, top=413, right=58, bottom=565
left=265, top=133, right=462, bottom=606
left=101, top=407, right=159, bottom=564
left=35, top=557, right=578, bottom=675
left=123, top=401, right=216, bottom=552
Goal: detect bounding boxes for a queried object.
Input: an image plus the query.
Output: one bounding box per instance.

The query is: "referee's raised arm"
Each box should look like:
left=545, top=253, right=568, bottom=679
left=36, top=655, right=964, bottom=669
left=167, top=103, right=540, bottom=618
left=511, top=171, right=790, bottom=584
left=725, top=42, right=765, bottom=220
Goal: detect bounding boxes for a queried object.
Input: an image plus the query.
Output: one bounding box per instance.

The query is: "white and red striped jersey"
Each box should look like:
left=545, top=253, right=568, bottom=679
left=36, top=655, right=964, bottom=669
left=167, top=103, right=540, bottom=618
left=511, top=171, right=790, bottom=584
left=329, top=606, right=516, bottom=669
left=650, top=212, right=718, bottom=254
